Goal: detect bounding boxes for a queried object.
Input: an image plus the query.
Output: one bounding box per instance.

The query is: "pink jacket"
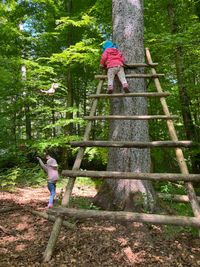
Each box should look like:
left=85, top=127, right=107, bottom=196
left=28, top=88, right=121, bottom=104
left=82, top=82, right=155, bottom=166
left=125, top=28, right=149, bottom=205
left=100, top=48, right=125, bottom=69
left=38, top=158, right=59, bottom=183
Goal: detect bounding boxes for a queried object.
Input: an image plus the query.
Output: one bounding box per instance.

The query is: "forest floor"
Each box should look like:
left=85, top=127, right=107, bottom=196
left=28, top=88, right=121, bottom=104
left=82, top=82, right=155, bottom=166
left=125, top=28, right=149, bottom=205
left=1, top=184, right=200, bottom=267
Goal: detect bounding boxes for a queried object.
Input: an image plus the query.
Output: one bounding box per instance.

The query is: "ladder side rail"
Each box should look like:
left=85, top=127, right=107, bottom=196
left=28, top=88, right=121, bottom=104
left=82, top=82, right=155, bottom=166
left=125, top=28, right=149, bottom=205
left=62, top=79, right=104, bottom=205
left=145, top=47, right=200, bottom=218
left=43, top=79, right=104, bottom=262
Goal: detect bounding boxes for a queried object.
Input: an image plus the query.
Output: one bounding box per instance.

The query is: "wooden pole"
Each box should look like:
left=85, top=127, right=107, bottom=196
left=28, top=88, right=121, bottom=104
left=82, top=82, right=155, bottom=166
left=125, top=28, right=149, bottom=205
left=62, top=170, right=200, bottom=182
left=70, top=140, right=195, bottom=148
left=95, top=73, right=164, bottom=79
left=48, top=207, right=200, bottom=228
left=84, top=115, right=178, bottom=120
left=146, top=48, right=200, bottom=219
left=43, top=79, right=104, bottom=262
left=125, top=63, right=158, bottom=68
left=28, top=209, right=75, bottom=229
left=88, top=92, right=170, bottom=98
left=0, top=207, right=21, bottom=213
left=157, top=193, right=200, bottom=203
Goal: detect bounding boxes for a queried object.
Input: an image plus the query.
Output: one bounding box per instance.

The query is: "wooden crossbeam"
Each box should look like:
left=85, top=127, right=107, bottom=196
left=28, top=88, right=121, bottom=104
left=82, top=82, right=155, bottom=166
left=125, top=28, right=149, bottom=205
left=43, top=49, right=200, bottom=262
left=88, top=92, right=170, bottom=98
left=62, top=170, right=200, bottom=182
left=48, top=208, right=200, bottom=227
left=95, top=74, right=165, bottom=79
left=70, top=140, right=196, bottom=148
left=124, top=63, right=158, bottom=68
left=157, top=193, right=200, bottom=203
left=84, top=115, right=178, bottom=120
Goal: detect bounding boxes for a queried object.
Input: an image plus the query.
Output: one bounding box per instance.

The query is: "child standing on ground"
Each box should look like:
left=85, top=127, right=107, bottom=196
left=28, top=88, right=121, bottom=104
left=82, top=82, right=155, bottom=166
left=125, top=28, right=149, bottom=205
left=37, top=153, right=59, bottom=208
left=100, top=41, right=129, bottom=94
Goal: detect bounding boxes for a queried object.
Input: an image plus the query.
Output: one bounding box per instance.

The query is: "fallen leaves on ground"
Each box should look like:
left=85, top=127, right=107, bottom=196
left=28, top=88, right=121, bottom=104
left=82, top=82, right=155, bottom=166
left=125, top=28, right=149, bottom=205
left=0, top=187, right=200, bottom=267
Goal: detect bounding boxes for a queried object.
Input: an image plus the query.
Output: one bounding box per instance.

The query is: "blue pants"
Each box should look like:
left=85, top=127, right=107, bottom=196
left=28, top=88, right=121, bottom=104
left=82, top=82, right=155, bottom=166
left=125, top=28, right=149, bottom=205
left=47, top=182, right=56, bottom=205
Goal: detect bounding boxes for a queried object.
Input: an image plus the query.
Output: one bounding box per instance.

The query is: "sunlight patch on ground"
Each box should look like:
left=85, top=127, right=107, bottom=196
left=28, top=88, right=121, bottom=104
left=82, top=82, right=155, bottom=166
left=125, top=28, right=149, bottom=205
left=72, top=186, right=97, bottom=198
left=15, top=243, right=27, bottom=252
left=81, top=225, right=116, bottom=232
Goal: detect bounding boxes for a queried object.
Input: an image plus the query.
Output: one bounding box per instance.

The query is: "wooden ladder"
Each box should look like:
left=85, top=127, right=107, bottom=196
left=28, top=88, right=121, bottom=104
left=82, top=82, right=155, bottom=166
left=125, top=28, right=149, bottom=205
left=43, top=48, right=200, bottom=261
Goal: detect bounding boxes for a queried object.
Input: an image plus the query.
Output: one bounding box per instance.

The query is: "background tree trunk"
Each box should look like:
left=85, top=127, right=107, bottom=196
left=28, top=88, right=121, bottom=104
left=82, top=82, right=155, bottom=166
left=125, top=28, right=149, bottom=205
left=95, top=0, right=156, bottom=212
left=167, top=1, right=200, bottom=174
left=61, top=0, right=74, bottom=169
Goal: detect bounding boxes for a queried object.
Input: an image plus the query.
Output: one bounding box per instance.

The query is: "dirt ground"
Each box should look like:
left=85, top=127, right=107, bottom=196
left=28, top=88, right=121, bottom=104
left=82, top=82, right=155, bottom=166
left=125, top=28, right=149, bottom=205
left=0, top=186, right=200, bottom=267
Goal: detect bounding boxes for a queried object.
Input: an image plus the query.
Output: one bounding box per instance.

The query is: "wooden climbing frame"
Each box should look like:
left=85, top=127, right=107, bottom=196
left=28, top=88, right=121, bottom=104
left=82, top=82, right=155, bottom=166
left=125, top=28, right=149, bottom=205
left=43, top=48, right=200, bottom=262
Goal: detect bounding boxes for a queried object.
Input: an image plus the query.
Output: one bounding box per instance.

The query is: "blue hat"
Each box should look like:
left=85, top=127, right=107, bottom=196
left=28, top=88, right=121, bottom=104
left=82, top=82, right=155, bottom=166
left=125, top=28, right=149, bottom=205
left=102, top=41, right=118, bottom=52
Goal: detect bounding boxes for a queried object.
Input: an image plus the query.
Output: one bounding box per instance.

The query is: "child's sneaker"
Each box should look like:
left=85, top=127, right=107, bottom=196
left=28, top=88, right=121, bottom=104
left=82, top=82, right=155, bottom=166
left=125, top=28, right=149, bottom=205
left=123, top=87, right=130, bottom=93
left=107, top=89, right=113, bottom=94
left=47, top=204, right=53, bottom=209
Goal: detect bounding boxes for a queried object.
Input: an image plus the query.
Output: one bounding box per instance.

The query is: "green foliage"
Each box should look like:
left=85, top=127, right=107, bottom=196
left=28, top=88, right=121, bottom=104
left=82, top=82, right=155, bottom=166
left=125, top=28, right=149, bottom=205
left=50, top=39, right=100, bottom=67
left=0, top=167, right=20, bottom=189
left=76, top=177, right=103, bottom=188
left=70, top=196, right=100, bottom=210
left=29, top=135, right=78, bottom=154
left=56, top=14, right=95, bottom=29
left=164, top=224, right=197, bottom=238
left=85, top=147, right=108, bottom=165
left=0, top=165, right=46, bottom=189
left=163, top=202, right=198, bottom=236
left=154, top=180, right=198, bottom=236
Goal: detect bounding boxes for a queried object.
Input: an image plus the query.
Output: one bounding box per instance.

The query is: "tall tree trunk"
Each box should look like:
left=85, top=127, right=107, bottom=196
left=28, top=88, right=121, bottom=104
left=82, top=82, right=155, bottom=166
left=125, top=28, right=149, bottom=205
left=95, top=0, right=156, bottom=212
left=61, top=70, right=73, bottom=169
left=21, top=65, right=32, bottom=140
left=51, top=100, right=56, bottom=138
left=11, top=97, right=17, bottom=152
left=25, top=105, right=32, bottom=140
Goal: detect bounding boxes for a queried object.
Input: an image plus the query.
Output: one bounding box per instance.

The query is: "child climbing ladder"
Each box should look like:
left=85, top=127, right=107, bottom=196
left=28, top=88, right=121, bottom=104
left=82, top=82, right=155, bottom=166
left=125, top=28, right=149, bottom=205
left=100, top=40, right=129, bottom=94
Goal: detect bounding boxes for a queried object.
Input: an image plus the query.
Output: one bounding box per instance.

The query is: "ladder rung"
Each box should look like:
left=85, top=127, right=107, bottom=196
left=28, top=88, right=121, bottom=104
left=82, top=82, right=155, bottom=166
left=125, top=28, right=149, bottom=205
left=95, top=74, right=165, bottom=79
left=62, top=170, right=200, bottom=182
left=48, top=208, right=200, bottom=227
left=84, top=115, right=178, bottom=120
left=88, top=92, right=170, bottom=98
left=125, top=63, right=158, bottom=68
left=70, top=140, right=196, bottom=148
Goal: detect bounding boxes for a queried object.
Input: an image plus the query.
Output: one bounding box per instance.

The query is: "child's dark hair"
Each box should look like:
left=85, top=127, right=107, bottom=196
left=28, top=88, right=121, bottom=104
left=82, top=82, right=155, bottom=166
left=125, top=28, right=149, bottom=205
left=44, top=149, right=58, bottom=160
left=44, top=150, right=52, bottom=158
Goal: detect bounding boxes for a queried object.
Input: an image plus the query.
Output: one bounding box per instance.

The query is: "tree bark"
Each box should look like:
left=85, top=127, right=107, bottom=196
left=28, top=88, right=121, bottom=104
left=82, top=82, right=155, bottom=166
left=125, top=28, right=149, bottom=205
left=95, top=0, right=156, bottom=212
left=25, top=105, right=32, bottom=140
left=51, top=99, right=56, bottom=137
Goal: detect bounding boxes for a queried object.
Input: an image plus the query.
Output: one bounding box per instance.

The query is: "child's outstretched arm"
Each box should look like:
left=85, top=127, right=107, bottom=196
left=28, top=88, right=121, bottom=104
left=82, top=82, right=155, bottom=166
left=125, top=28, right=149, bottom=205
left=40, top=83, right=59, bottom=95
left=37, top=157, right=48, bottom=172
